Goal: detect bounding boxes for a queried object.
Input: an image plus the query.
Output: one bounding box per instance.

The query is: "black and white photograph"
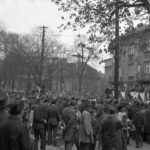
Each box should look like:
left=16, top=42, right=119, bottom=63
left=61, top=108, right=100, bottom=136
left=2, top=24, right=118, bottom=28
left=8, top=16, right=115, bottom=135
left=0, top=0, right=150, bottom=150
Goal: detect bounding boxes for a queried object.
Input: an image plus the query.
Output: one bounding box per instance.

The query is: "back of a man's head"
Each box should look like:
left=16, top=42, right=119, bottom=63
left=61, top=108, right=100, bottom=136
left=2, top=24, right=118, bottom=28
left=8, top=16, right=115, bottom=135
left=10, top=100, right=24, bottom=115
left=51, top=100, right=56, bottom=105
left=109, top=106, right=116, bottom=115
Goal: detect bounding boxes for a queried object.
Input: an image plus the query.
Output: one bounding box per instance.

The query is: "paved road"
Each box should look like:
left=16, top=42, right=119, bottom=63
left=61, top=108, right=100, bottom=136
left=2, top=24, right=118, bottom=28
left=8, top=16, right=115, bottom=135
left=46, top=141, right=150, bottom=150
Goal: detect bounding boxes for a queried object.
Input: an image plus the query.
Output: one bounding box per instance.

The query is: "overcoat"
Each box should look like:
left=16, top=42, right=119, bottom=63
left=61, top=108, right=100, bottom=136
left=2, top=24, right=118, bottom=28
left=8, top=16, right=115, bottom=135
left=143, top=109, right=150, bottom=134
left=0, top=109, right=9, bottom=123
left=47, top=104, right=60, bottom=126
left=79, top=110, right=93, bottom=143
left=33, top=104, right=47, bottom=130
left=0, top=115, right=31, bottom=150
left=62, top=106, right=77, bottom=142
left=101, top=115, right=123, bottom=150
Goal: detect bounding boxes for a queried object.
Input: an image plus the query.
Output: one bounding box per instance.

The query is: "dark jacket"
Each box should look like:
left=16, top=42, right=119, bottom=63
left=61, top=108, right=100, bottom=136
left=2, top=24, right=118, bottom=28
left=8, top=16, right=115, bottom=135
left=33, top=105, right=47, bottom=129
left=0, top=109, right=9, bottom=124
left=143, top=109, right=150, bottom=133
left=47, top=104, right=60, bottom=126
left=132, top=111, right=144, bottom=130
left=62, top=106, right=77, bottom=142
left=0, top=115, right=31, bottom=150
left=102, top=115, right=123, bottom=150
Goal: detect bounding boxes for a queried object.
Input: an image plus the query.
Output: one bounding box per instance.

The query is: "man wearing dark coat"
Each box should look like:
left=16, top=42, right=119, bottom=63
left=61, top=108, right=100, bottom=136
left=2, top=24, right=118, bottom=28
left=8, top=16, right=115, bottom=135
left=33, top=101, right=47, bottom=150
left=101, top=106, right=123, bottom=150
left=0, top=100, right=32, bottom=150
left=47, top=99, right=60, bottom=146
left=143, top=106, right=150, bottom=144
left=62, top=102, right=78, bottom=150
left=132, top=108, right=144, bottom=148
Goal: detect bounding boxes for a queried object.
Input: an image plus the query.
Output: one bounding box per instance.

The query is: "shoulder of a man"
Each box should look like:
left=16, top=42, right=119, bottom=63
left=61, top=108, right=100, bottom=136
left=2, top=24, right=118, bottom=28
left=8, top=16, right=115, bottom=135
left=0, top=110, right=9, bottom=122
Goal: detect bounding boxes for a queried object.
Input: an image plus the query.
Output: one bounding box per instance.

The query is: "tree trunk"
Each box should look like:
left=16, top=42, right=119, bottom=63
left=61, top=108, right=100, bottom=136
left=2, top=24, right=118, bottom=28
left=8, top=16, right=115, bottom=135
left=78, top=75, right=83, bottom=95
left=11, top=79, right=15, bottom=92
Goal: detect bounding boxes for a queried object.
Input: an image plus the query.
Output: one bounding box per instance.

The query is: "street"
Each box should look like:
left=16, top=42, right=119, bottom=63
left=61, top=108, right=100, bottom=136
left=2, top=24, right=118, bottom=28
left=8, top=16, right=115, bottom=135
left=46, top=141, right=150, bottom=150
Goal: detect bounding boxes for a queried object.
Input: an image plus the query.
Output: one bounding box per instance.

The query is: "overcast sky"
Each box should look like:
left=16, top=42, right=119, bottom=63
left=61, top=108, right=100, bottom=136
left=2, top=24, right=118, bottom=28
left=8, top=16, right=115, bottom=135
left=0, top=0, right=78, bottom=44
left=0, top=0, right=105, bottom=72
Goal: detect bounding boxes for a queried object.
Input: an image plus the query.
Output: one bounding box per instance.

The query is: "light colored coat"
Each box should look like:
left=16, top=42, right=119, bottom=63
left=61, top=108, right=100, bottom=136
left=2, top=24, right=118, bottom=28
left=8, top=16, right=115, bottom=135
left=29, top=110, right=34, bottom=126
left=79, top=110, right=93, bottom=143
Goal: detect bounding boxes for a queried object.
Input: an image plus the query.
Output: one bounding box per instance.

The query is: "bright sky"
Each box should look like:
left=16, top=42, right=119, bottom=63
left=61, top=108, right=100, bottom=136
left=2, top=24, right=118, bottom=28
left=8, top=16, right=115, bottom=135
left=0, top=0, right=77, bottom=44
left=0, top=0, right=105, bottom=72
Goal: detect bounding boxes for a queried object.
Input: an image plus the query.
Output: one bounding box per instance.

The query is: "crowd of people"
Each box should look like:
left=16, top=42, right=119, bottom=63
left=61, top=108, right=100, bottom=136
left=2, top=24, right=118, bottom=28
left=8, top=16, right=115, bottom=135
left=0, top=90, right=150, bottom=150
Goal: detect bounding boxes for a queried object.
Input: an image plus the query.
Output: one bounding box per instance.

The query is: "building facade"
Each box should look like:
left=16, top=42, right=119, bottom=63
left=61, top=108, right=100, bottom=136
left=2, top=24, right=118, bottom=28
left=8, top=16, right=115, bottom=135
left=106, top=25, right=150, bottom=93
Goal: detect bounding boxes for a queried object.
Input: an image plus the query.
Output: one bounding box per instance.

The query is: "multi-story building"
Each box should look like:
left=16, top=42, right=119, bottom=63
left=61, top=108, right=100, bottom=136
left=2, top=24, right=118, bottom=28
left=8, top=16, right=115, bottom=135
left=106, top=24, right=150, bottom=93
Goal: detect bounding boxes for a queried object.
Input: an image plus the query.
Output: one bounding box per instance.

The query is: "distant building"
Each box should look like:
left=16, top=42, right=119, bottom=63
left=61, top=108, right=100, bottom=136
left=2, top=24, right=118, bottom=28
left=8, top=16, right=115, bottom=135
left=0, top=56, right=104, bottom=96
left=50, top=60, right=103, bottom=96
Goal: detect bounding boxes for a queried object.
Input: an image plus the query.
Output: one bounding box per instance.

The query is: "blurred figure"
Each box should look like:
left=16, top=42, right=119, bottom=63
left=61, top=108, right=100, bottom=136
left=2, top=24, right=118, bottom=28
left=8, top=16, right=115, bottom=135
left=79, top=103, right=93, bottom=150
left=22, top=102, right=30, bottom=127
left=47, top=100, right=60, bottom=146
left=33, top=101, right=47, bottom=150
left=90, top=105, right=97, bottom=150
left=121, top=114, right=128, bottom=150
left=62, top=102, right=78, bottom=150
left=0, top=100, right=31, bottom=150
left=144, top=105, right=150, bottom=144
left=0, top=91, right=9, bottom=124
left=101, top=106, right=123, bottom=150
left=132, top=108, right=144, bottom=148
left=29, top=105, right=36, bottom=133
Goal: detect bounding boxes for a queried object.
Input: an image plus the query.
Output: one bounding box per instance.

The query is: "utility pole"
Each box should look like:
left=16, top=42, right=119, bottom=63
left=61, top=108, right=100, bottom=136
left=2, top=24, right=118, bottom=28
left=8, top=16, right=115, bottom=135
left=114, top=0, right=119, bottom=100
left=39, top=26, right=48, bottom=94
left=78, top=42, right=84, bottom=95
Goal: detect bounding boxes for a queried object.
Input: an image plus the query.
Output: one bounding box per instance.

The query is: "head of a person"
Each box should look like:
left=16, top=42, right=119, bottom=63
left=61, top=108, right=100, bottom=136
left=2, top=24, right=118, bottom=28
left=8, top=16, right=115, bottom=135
left=9, top=100, right=24, bottom=115
left=31, top=105, right=36, bottom=110
left=108, top=106, right=116, bottom=115
left=121, top=106, right=126, bottom=112
left=83, top=102, right=91, bottom=112
left=43, top=98, right=49, bottom=104
left=51, top=99, right=56, bottom=105
left=69, top=101, right=75, bottom=107
left=122, top=114, right=127, bottom=121
left=104, top=105, right=109, bottom=113
left=0, top=91, right=9, bottom=110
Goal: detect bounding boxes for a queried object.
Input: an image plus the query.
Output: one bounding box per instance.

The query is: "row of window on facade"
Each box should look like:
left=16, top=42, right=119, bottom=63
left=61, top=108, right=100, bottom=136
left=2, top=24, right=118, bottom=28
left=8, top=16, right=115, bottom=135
left=128, top=61, right=150, bottom=77
left=143, top=61, right=150, bottom=75
left=143, top=39, right=150, bottom=53
left=124, top=39, right=150, bottom=56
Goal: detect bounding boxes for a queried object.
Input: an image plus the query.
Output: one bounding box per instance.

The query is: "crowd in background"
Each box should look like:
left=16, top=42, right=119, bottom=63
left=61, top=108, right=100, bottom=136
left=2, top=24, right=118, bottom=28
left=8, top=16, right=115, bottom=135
left=0, top=90, right=150, bottom=150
